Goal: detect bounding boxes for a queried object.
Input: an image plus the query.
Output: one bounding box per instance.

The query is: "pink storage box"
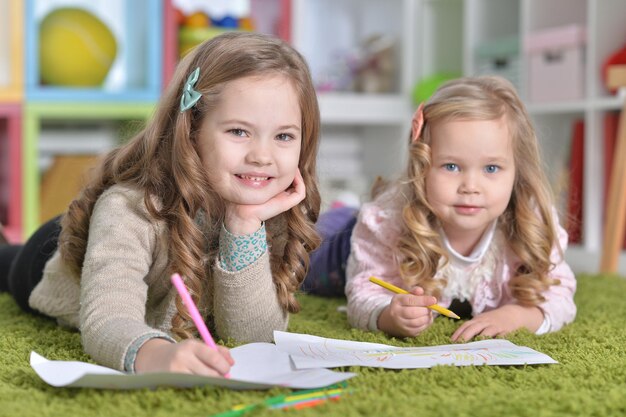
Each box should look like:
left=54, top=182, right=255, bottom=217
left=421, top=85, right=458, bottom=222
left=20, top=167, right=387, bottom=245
left=524, top=25, right=586, bottom=102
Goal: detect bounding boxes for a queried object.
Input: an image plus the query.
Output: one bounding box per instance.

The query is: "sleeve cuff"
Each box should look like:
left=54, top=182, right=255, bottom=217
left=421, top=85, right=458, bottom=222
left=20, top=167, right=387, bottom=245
left=123, top=333, right=176, bottom=373
left=535, top=314, right=551, bottom=335
left=368, top=303, right=390, bottom=332
left=219, top=222, right=268, bottom=272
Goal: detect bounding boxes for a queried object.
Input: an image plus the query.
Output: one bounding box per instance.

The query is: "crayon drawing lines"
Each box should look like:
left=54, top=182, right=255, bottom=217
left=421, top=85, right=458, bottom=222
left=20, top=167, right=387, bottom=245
left=296, top=343, right=542, bottom=366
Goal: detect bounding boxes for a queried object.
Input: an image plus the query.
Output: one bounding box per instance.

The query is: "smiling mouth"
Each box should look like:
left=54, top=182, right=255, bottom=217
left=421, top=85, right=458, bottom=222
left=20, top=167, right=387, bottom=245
left=236, top=174, right=271, bottom=181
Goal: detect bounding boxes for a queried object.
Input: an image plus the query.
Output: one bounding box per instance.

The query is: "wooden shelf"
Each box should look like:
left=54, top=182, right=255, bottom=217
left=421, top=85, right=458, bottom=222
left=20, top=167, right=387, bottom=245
left=0, top=0, right=24, bottom=102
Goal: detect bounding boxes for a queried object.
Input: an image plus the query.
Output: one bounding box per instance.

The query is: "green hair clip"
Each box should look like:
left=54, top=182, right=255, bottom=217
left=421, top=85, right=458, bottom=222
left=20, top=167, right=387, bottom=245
left=180, top=67, right=202, bottom=112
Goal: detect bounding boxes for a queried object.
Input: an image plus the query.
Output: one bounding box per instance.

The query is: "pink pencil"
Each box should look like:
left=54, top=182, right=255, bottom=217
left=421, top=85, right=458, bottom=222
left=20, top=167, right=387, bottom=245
left=171, top=273, right=231, bottom=378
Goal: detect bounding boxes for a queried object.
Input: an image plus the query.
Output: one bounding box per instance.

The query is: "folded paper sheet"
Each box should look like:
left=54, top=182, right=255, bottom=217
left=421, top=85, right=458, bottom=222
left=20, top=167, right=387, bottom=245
left=273, top=331, right=558, bottom=369
left=30, top=342, right=355, bottom=390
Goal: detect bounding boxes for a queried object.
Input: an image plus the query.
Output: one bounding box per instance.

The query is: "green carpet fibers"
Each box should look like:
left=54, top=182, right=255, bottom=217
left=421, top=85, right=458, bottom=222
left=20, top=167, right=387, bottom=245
left=1, top=274, right=625, bottom=417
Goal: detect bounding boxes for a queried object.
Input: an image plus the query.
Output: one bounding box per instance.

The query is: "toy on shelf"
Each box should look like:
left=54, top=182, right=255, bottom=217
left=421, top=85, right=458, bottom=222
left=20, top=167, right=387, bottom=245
left=316, top=34, right=396, bottom=94
left=175, top=0, right=255, bottom=57
left=412, top=73, right=460, bottom=105
left=354, top=34, right=395, bottom=94
left=39, top=8, right=117, bottom=87
left=602, top=44, right=626, bottom=95
left=26, top=1, right=163, bottom=101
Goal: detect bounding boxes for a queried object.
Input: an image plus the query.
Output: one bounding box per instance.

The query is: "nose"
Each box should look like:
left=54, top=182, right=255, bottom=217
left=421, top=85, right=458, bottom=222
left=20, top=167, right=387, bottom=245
left=459, top=172, right=479, bottom=194
left=245, top=139, right=273, bottom=166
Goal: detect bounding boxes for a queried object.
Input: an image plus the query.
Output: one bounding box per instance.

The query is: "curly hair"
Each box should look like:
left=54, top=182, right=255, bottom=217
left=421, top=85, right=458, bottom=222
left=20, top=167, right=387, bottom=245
left=396, top=76, right=560, bottom=305
left=57, top=32, right=321, bottom=340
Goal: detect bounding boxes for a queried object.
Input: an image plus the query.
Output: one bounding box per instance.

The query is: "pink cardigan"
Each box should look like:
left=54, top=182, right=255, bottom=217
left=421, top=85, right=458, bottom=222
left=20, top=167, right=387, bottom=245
left=345, top=188, right=577, bottom=333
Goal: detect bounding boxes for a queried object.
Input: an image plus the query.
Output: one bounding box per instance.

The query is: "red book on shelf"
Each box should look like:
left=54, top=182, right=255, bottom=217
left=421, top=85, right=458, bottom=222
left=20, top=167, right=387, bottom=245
left=566, top=119, right=584, bottom=244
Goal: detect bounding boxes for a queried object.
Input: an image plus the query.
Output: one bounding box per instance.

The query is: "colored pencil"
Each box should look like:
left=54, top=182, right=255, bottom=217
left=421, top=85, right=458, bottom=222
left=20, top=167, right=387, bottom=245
left=171, top=273, right=231, bottom=378
left=369, top=276, right=461, bottom=319
left=210, top=384, right=349, bottom=416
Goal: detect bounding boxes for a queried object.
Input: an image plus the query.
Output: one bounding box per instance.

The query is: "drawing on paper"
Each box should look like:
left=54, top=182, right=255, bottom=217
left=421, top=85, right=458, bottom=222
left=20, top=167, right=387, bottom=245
left=275, top=331, right=558, bottom=369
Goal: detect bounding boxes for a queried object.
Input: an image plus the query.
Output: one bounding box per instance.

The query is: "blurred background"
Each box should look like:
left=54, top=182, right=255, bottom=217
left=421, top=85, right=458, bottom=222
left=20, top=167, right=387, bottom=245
left=1, top=0, right=626, bottom=274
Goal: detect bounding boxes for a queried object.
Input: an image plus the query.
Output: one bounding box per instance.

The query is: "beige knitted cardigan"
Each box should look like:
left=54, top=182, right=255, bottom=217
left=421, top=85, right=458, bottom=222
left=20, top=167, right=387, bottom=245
left=29, top=185, right=288, bottom=371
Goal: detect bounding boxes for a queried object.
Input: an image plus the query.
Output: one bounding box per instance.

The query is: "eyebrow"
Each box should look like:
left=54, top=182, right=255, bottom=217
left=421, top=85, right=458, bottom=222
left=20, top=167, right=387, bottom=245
left=436, top=154, right=511, bottom=164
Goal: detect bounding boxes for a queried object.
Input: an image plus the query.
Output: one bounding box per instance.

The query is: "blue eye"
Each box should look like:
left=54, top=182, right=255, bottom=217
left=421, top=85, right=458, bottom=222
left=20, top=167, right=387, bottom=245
left=485, top=165, right=499, bottom=174
left=276, top=133, right=295, bottom=142
left=444, top=163, right=459, bottom=172
left=228, top=128, right=247, bottom=137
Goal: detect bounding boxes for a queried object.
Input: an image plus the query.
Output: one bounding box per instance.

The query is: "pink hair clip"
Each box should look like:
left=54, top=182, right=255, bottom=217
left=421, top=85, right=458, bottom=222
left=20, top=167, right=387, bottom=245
left=411, top=103, right=424, bottom=143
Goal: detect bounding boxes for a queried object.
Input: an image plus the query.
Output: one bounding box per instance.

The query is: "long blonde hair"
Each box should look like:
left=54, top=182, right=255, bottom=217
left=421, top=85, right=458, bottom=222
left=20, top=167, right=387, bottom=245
left=397, top=76, right=559, bottom=305
left=58, top=32, right=321, bottom=339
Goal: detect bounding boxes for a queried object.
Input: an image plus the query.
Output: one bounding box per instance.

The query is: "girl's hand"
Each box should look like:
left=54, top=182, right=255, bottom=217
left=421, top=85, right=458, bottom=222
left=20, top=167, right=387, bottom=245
left=377, top=287, right=437, bottom=337
left=224, top=169, right=306, bottom=235
left=134, top=338, right=234, bottom=376
left=450, top=304, right=544, bottom=342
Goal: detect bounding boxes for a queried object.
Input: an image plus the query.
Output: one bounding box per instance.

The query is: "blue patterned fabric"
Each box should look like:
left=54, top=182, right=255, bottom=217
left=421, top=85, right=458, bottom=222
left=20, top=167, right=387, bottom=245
left=219, top=223, right=268, bottom=271
left=124, top=333, right=176, bottom=373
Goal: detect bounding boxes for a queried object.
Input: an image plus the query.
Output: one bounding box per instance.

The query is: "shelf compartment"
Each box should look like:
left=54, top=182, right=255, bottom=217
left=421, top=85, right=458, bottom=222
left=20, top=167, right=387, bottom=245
left=318, top=93, right=411, bottom=125
left=164, top=0, right=290, bottom=87
left=417, top=0, right=464, bottom=79
left=0, top=0, right=24, bottom=102
left=292, top=0, right=406, bottom=95
left=25, top=0, right=163, bottom=102
left=0, top=104, right=23, bottom=243
left=23, top=102, right=155, bottom=236
left=589, top=0, right=626, bottom=100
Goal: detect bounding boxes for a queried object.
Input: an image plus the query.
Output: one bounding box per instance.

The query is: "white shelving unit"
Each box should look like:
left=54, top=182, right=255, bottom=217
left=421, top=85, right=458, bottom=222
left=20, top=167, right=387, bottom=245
left=291, top=0, right=416, bottom=207
left=292, top=0, right=626, bottom=274
left=452, top=0, right=626, bottom=274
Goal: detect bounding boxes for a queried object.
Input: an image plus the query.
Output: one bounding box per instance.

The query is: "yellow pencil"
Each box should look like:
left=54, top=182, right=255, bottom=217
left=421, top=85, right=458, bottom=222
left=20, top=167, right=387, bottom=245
left=369, top=276, right=461, bottom=319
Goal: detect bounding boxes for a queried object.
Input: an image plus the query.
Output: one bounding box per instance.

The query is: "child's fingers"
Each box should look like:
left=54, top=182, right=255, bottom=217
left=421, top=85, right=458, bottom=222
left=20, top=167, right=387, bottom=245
left=476, top=325, right=506, bottom=339
left=396, top=303, right=433, bottom=321
left=400, top=315, right=432, bottom=332
left=451, top=320, right=488, bottom=342
left=409, top=286, right=425, bottom=296
left=285, top=169, right=306, bottom=201
left=194, top=345, right=233, bottom=377
left=265, top=169, right=306, bottom=215
left=400, top=323, right=430, bottom=338
left=217, top=345, right=235, bottom=365
left=396, top=293, right=437, bottom=308
left=291, top=168, right=304, bottom=192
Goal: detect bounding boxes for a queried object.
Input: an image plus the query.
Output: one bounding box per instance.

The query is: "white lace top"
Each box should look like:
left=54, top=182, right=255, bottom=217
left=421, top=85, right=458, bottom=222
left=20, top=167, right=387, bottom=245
left=438, top=221, right=498, bottom=302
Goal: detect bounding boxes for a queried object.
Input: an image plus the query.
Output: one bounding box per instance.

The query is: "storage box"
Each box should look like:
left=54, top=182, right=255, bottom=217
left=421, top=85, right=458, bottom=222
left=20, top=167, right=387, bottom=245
left=524, top=25, right=586, bottom=102
left=475, top=35, right=521, bottom=92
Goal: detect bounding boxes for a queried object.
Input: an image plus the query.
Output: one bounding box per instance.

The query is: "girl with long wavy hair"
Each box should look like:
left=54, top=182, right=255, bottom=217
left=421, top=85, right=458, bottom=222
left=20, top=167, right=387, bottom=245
left=304, top=76, right=575, bottom=341
left=0, top=32, right=321, bottom=376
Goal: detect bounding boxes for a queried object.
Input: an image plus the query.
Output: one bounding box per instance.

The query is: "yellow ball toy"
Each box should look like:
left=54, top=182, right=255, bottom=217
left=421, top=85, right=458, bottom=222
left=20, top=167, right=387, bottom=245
left=39, top=8, right=117, bottom=87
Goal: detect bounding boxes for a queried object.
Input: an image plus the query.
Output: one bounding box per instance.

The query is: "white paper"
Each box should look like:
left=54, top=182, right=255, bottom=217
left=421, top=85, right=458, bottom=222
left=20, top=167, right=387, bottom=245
left=30, top=342, right=355, bottom=390
left=273, top=331, right=558, bottom=369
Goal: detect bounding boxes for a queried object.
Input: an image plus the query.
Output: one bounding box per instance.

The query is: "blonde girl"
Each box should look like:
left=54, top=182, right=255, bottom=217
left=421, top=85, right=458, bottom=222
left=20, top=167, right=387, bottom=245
left=306, top=76, right=576, bottom=341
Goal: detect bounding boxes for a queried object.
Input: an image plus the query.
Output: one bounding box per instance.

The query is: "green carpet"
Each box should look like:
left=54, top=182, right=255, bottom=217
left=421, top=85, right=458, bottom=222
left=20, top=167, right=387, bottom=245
left=1, top=274, right=625, bottom=417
